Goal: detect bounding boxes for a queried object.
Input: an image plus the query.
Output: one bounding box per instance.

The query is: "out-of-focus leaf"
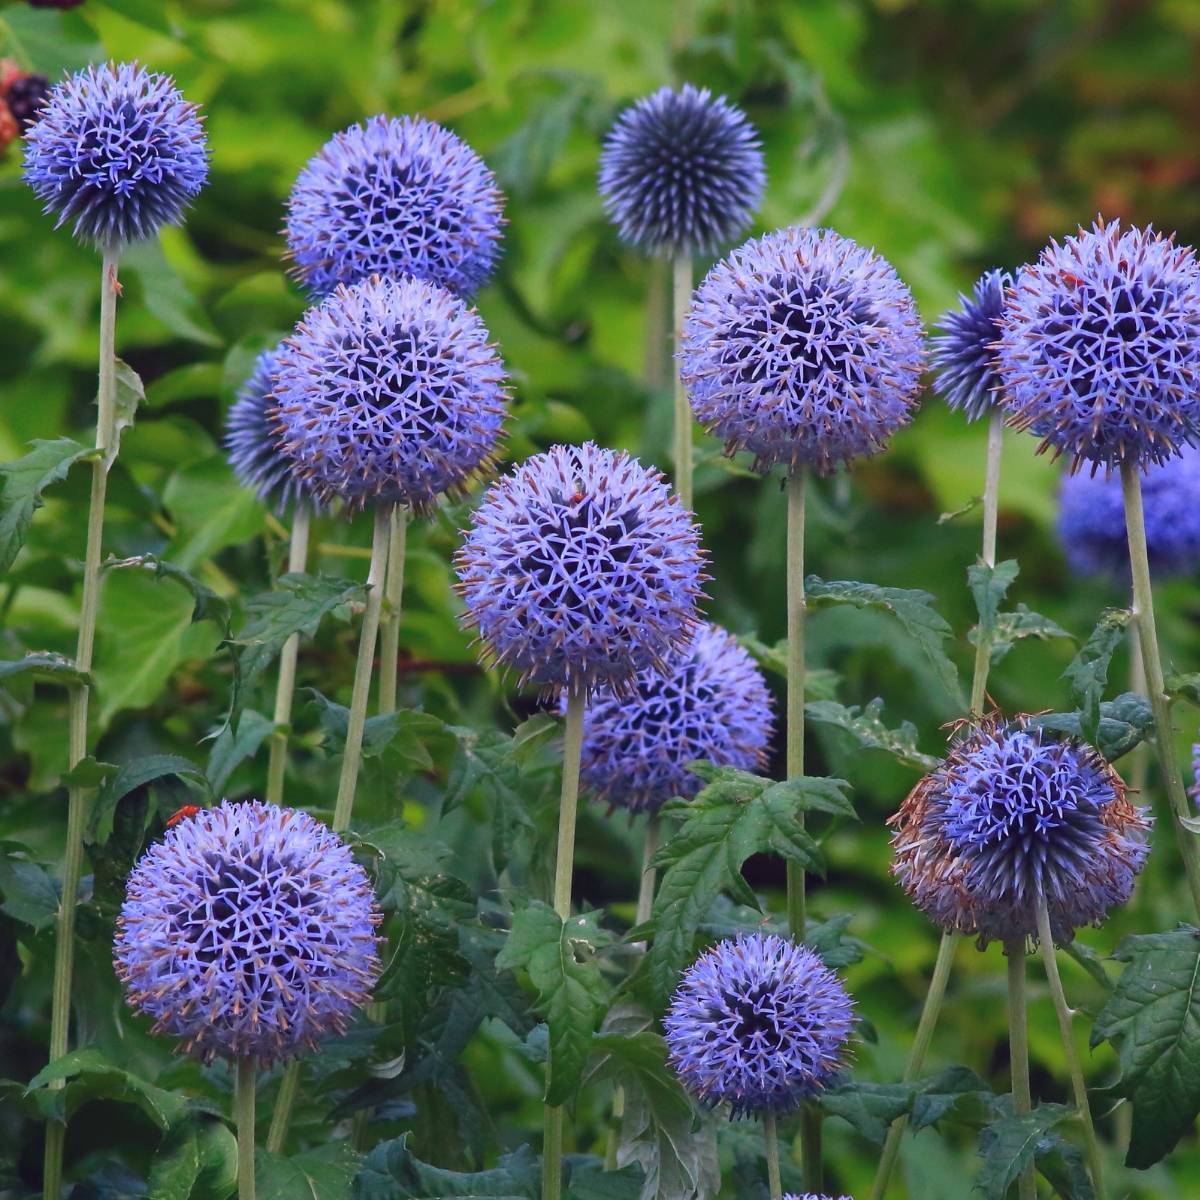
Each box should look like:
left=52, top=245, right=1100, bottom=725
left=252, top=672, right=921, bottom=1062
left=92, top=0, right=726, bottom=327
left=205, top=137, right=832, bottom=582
left=355, top=1134, right=539, bottom=1200
left=107, top=554, right=232, bottom=633
left=0, top=651, right=88, bottom=687
left=255, top=1143, right=360, bottom=1200
left=0, top=437, right=97, bottom=573
left=206, top=709, right=273, bottom=792
left=975, top=1103, right=1077, bottom=1200
left=124, top=238, right=222, bottom=347
left=0, top=850, right=59, bottom=930
left=163, top=456, right=265, bottom=569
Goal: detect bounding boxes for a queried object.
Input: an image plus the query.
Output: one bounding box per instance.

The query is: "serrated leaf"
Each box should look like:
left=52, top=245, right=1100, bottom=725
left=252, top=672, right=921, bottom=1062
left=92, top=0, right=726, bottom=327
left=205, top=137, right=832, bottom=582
left=975, top=1103, right=1075, bottom=1200
left=0, top=437, right=98, bottom=572
left=985, top=605, right=1074, bottom=665
left=0, top=651, right=89, bottom=687
left=968, top=557, right=1020, bottom=633
left=735, top=634, right=839, bottom=698
left=106, top=359, right=145, bottom=468
left=1062, top=609, right=1132, bottom=745
left=206, top=708, right=273, bottom=792
left=355, top=1134, right=539, bottom=1200
left=803, top=913, right=866, bottom=969
left=307, top=691, right=447, bottom=773
left=1165, top=670, right=1200, bottom=707
left=805, top=698, right=938, bottom=771
left=0, top=851, right=59, bottom=929
left=256, top=1143, right=360, bottom=1200
left=820, top=1079, right=914, bottom=1143
left=107, top=554, right=231, bottom=632
left=88, top=754, right=210, bottom=846
left=1028, top=691, right=1153, bottom=761
left=909, top=1065, right=994, bottom=1130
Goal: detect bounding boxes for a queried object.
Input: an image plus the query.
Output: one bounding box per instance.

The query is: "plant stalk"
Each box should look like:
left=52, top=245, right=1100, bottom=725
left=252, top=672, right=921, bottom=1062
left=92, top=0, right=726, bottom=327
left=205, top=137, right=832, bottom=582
left=968, top=410, right=1004, bottom=716
left=377, top=507, right=409, bottom=716
left=763, top=1111, right=782, bottom=1200
left=1007, top=939, right=1036, bottom=1200
left=236, top=1057, right=257, bottom=1200
left=785, top=468, right=807, bottom=938
left=634, top=816, right=660, bottom=930
left=672, top=253, right=693, bottom=511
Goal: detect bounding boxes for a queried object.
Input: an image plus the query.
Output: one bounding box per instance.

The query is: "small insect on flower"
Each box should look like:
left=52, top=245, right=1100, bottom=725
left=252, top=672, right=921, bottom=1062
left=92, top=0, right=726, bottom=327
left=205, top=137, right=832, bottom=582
left=932, top=268, right=1013, bottom=423
left=164, top=804, right=202, bottom=829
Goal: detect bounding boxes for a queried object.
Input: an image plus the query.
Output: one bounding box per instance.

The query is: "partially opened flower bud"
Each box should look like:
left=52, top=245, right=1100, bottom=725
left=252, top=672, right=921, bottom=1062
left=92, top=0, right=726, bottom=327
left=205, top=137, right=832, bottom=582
left=932, top=268, right=1013, bottom=423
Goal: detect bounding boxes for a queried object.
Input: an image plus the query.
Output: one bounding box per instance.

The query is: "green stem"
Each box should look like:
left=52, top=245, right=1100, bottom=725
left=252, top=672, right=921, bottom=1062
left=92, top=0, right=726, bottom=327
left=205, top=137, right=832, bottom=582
left=672, top=253, right=693, bottom=511
left=969, top=410, right=1004, bottom=716
left=634, top=816, right=660, bottom=929
left=265, top=505, right=312, bottom=805
left=1007, top=939, right=1036, bottom=1200
left=644, top=258, right=668, bottom=393
left=785, top=468, right=807, bottom=938
left=800, top=1102, right=823, bottom=1194
left=43, top=250, right=120, bottom=1200
left=1121, top=461, right=1200, bottom=917
left=264, top=1063, right=298, bottom=1156
left=1128, top=628, right=1148, bottom=796
left=763, top=1112, right=782, bottom=1200
left=377, top=507, right=409, bottom=717
left=1035, top=898, right=1106, bottom=1200
left=236, top=1057, right=257, bottom=1200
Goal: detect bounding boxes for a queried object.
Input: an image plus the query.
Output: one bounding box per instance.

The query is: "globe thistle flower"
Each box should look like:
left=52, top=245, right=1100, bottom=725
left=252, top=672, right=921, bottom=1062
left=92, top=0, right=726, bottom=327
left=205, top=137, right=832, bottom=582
left=680, top=227, right=926, bottom=474
left=932, top=268, right=1013, bottom=423
left=664, top=933, right=854, bottom=1117
left=114, top=801, right=381, bottom=1064
left=286, top=115, right=504, bottom=299
left=272, top=274, right=508, bottom=512
left=454, top=443, right=706, bottom=695
left=891, top=717, right=1150, bottom=946
left=997, top=219, right=1200, bottom=471
left=784, top=1195, right=852, bottom=1200
left=578, top=623, right=773, bottom=814
left=598, top=84, right=765, bottom=257
left=1057, top=446, right=1200, bottom=579
left=23, top=62, right=208, bottom=247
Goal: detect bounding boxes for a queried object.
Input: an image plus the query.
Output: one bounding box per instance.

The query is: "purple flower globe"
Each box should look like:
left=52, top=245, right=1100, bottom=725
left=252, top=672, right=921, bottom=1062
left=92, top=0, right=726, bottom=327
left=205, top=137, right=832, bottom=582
left=997, top=219, right=1200, bottom=471
left=598, top=84, right=765, bottom=257
left=454, top=443, right=706, bottom=695
left=286, top=115, right=504, bottom=299
left=932, top=268, right=1013, bottom=423
left=785, top=1195, right=851, bottom=1200
left=272, top=274, right=508, bottom=511
left=23, top=62, right=208, bottom=247
left=579, top=623, right=773, bottom=814
left=1057, top=446, right=1200, bottom=579
left=680, top=227, right=926, bottom=474
left=891, top=718, right=1150, bottom=946
left=664, top=933, right=854, bottom=1117
left=114, top=801, right=381, bottom=1063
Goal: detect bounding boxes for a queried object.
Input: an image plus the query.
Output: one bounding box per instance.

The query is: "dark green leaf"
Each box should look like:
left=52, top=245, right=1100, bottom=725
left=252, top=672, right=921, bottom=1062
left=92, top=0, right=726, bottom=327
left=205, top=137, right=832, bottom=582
left=355, top=1134, right=539, bottom=1200
left=1028, top=692, right=1153, bottom=761
left=0, top=852, right=59, bottom=929
left=985, top=605, right=1074, bottom=665
left=0, top=651, right=89, bottom=687
left=1061, top=609, right=1132, bottom=745
left=975, top=1103, right=1075, bottom=1200
left=820, top=1079, right=914, bottom=1143
left=1165, top=670, right=1200, bottom=708
left=967, top=557, right=1020, bottom=633
left=206, top=709, right=273, bottom=792
left=88, top=754, right=210, bottom=846
left=805, top=698, right=938, bottom=770
left=146, top=1122, right=201, bottom=1200
left=256, top=1143, right=360, bottom=1200
left=0, top=437, right=97, bottom=572
left=107, top=554, right=232, bottom=632
left=565, top=1160, right=644, bottom=1200
left=909, top=1066, right=994, bottom=1130
left=803, top=913, right=867, bottom=969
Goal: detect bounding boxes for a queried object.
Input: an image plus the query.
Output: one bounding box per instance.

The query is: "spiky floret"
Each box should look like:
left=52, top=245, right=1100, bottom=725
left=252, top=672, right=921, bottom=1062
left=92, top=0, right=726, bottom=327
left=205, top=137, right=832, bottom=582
left=1057, top=446, right=1200, bottom=579
left=578, top=623, right=773, bottom=814
left=664, top=933, right=854, bottom=1117
left=285, top=114, right=504, bottom=299
left=454, top=442, right=706, bottom=695
left=932, top=268, right=1013, bottom=422
left=272, top=274, right=508, bottom=512
left=891, top=717, right=1150, bottom=946
left=23, top=62, right=207, bottom=247
left=997, top=219, right=1200, bottom=471
left=598, top=84, right=764, bottom=257
left=783, top=1195, right=852, bottom=1200
left=114, top=801, right=381, bottom=1064
left=680, top=226, right=926, bottom=474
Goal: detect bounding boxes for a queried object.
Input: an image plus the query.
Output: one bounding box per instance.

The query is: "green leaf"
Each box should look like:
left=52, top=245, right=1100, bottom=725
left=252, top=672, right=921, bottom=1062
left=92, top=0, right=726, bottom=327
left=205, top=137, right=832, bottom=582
left=975, top=1103, right=1076, bottom=1200
left=967, top=557, right=1020, bottom=633
left=909, top=1066, right=994, bottom=1130
left=805, top=698, right=938, bottom=770
left=255, top=1143, right=360, bottom=1200
left=123, top=237, right=222, bottom=347
left=146, top=1123, right=202, bottom=1200
left=803, top=913, right=867, bottom=969
left=1091, top=925, right=1200, bottom=1168
left=0, top=851, right=59, bottom=929
left=1165, top=670, right=1200, bottom=708
left=985, top=605, right=1074, bottom=665
left=820, top=1079, right=914, bottom=1143
left=0, top=651, right=89, bottom=687
left=206, top=709, right=273, bottom=793
left=88, top=754, right=210, bottom=847
left=107, top=554, right=232, bottom=633
left=736, top=634, right=840, bottom=699
left=565, top=1161, right=644, bottom=1200
left=0, top=437, right=98, bottom=572
left=106, top=360, right=146, bottom=469
left=164, top=456, right=265, bottom=570
left=355, top=1134, right=539, bottom=1200
left=307, top=692, right=448, bottom=773
left=1028, top=692, right=1153, bottom=761
left=1061, top=608, right=1132, bottom=745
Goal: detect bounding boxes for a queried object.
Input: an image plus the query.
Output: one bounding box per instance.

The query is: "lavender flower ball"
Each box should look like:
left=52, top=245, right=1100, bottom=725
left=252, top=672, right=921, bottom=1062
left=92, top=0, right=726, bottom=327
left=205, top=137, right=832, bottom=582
left=598, top=84, right=764, bottom=257
left=272, top=274, right=508, bottom=511
left=664, top=933, right=854, bottom=1117
left=680, top=227, right=926, bottom=474
left=579, top=623, right=773, bottom=814
left=454, top=443, right=705, bottom=695
left=891, top=719, right=1150, bottom=946
left=997, top=220, right=1200, bottom=470
left=1057, top=446, right=1200, bottom=579
left=114, top=801, right=381, bottom=1064
left=932, top=268, right=1013, bottom=423
left=784, top=1196, right=851, bottom=1200
left=23, top=62, right=208, bottom=247
left=286, top=115, right=504, bottom=299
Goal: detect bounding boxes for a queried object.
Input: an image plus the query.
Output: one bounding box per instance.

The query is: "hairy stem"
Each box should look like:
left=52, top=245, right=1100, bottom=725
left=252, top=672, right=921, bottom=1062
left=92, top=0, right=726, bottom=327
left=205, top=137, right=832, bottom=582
left=1007, top=940, right=1036, bottom=1200
left=672, top=253, right=693, bottom=511
left=377, top=507, right=409, bottom=717
left=785, top=468, right=807, bottom=937
left=763, top=1112, right=783, bottom=1200
left=237, top=1057, right=257, bottom=1200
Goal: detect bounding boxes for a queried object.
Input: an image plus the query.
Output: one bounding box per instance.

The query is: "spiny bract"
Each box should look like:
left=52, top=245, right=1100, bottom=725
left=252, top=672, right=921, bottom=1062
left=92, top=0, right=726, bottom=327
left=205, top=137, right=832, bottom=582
left=454, top=442, right=706, bottom=695
left=680, top=226, right=926, bottom=474
left=286, top=114, right=504, bottom=299
left=932, top=268, right=1013, bottom=422
left=114, top=801, right=381, bottom=1064
left=598, top=83, right=764, bottom=256
left=23, top=61, right=208, bottom=247
left=272, top=274, right=508, bottom=511
left=664, top=933, right=854, bottom=1117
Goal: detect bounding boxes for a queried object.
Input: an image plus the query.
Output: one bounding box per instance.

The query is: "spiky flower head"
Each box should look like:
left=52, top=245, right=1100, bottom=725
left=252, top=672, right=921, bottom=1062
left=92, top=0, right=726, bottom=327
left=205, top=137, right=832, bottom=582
left=932, top=268, right=1013, bottom=422
left=680, top=226, right=926, bottom=474
left=783, top=1196, right=852, bottom=1200
left=1057, top=446, right=1200, bottom=579
left=598, top=84, right=765, bottom=257
left=455, top=443, right=705, bottom=695
left=579, top=623, right=772, bottom=814
left=286, top=115, right=504, bottom=299
left=997, top=219, right=1200, bottom=470
left=23, top=62, right=207, bottom=247
left=1191, top=744, right=1200, bottom=809
left=114, top=801, right=381, bottom=1064
left=272, top=274, right=508, bottom=512
left=664, top=933, right=854, bottom=1117
left=891, top=717, right=1150, bottom=946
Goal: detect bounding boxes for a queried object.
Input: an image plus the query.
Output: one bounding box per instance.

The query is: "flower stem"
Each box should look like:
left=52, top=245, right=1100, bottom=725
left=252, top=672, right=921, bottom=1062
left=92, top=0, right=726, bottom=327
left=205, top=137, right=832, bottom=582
left=763, top=1112, right=783, bottom=1200
left=1120, top=461, right=1200, bottom=917
left=236, top=1057, right=257, bottom=1200
left=377, top=507, right=409, bottom=717
left=265, top=505, right=312, bottom=805
left=634, top=815, right=660, bottom=929
left=672, top=252, right=693, bottom=511
left=43, top=251, right=120, bottom=1200
left=969, top=410, right=1004, bottom=715
left=1035, top=898, right=1106, bottom=1200
left=785, top=468, right=807, bottom=938
left=1006, top=939, right=1036, bottom=1200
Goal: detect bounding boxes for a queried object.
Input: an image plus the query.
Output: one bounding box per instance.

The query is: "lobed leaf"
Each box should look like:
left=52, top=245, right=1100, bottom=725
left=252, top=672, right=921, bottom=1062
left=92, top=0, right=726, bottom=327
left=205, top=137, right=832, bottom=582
left=1061, top=608, right=1133, bottom=746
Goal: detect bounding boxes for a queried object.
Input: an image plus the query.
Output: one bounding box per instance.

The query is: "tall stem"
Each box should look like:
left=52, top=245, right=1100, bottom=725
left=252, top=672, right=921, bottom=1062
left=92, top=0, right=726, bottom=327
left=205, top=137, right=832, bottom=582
left=1007, top=940, right=1036, bottom=1200
left=43, top=251, right=120, bottom=1200
left=634, top=816, right=660, bottom=929
left=236, top=1057, right=257, bottom=1200
left=672, top=253, right=693, bottom=511
left=377, top=507, right=409, bottom=716
left=785, top=469, right=807, bottom=937
left=1121, top=461, right=1200, bottom=916
left=1035, top=899, right=1106, bottom=1200
left=763, top=1112, right=782, bottom=1200
left=265, top=505, right=312, bottom=805
left=969, top=410, right=1004, bottom=716
left=1128, top=629, right=1148, bottom=796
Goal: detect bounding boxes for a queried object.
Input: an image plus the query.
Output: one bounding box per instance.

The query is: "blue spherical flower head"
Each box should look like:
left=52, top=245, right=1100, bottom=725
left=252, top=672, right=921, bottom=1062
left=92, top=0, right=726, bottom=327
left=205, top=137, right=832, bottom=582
left=783, top=1195, right=851, bottom=1200
left=114, top=801, right=381, bottom=1063
left=286, top=115, right=504, bottom=299
left=1057, top=446, right=1200, bottom=579
left=664, top=933, right=854, bottom=1117
left=932, top=268, right=1013, bottom=422
left=997, top=219, right=1200, bottom=471
left=23, top=62, right=208, bottom=248
left=455, top=443, right=706, bottom=695
left=891, top=717, right=1150, bottom=946
left=579, top=623, right=773, bottom=814
left=598, top=84, right=765, bottom=257
left=273, top=274, right=508, bottom=512
left=680, top=227, right=926, bottom=474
